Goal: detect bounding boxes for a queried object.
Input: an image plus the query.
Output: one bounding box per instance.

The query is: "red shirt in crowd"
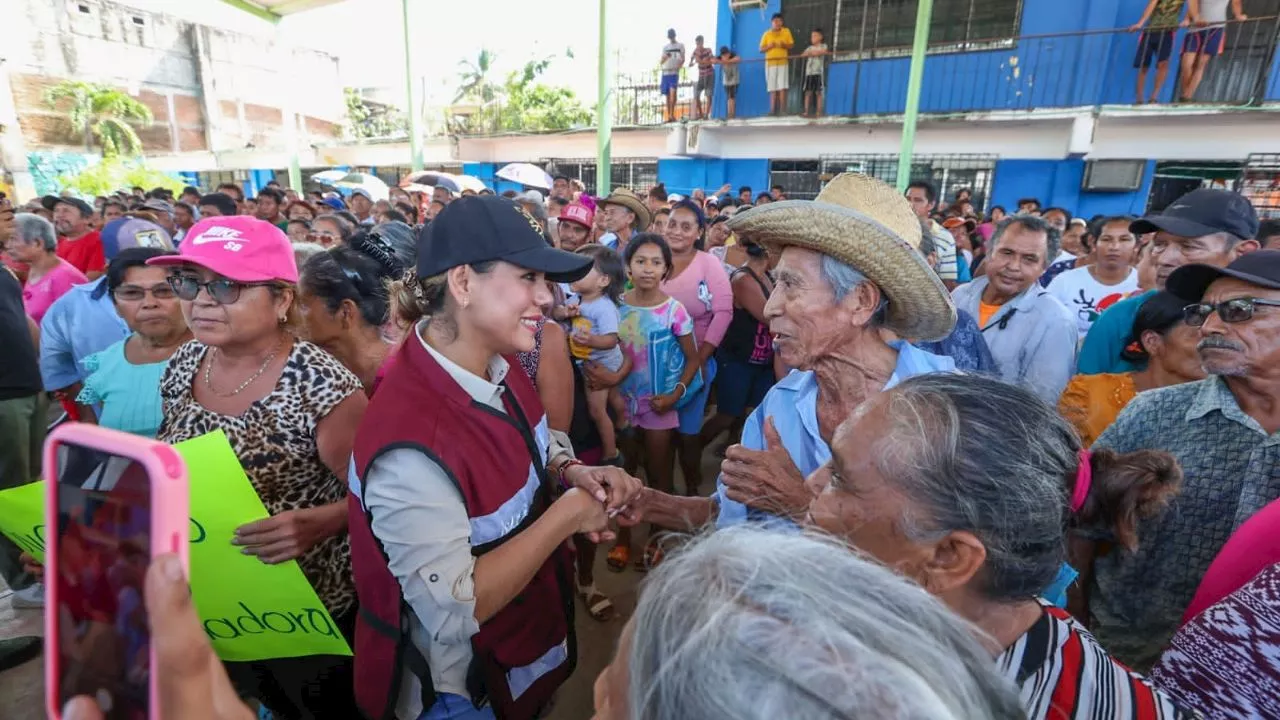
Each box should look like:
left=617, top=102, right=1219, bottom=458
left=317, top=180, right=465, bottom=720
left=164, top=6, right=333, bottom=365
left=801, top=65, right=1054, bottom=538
left=56, top=230, right=106, bottom=276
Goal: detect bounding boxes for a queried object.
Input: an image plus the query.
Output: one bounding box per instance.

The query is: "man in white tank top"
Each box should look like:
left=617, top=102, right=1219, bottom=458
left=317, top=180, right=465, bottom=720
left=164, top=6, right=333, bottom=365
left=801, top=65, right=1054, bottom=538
left=1178, top=0, right=1247, bottom=101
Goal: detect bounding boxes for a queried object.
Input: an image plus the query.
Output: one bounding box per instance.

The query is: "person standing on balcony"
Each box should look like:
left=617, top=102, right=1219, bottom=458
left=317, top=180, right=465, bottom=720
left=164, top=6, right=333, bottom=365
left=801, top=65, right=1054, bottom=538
left=760, top=13, right=795, bottom=115
left=716, top=47, right=741, bottom=119
left=1178, top=0, right=1248, bottom=102
left=691, top=36, right=715, bottom=120
left=1131, top=0, right=1190, bottom=104
left=661, top=29, right=686, bottom=123
left=802, top=28, right=829, bottom=118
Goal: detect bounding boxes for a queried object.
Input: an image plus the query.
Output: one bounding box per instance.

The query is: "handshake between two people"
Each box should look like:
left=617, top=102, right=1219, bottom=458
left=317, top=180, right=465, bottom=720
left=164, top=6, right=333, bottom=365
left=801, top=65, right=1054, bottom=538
left=554, top=462, right=645, bottom=543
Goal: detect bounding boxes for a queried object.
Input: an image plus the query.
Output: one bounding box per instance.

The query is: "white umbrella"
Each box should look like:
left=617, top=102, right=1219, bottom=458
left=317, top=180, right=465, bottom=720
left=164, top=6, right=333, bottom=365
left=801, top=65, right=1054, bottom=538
left=495, top=163, right=553, bottom=190
left=332, top=172, right=389, bottom=201
left=310, top=170, right=348, bottom=185
left=455, top=175, right=489, bottom=193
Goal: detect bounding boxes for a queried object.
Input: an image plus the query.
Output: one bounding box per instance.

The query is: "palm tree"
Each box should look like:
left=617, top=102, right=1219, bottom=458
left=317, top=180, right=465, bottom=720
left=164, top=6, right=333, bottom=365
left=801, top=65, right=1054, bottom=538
left=455, top=49, right=501, bottom=104
left=43, top=81, right=154, bottom=157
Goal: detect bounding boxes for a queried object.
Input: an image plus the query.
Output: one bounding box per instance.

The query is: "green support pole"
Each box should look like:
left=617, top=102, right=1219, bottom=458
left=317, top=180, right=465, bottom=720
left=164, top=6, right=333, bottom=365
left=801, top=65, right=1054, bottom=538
left=403, top=0, right=424, bottom=171
left=596, top=0, right=612, bottom=196
left=896, top=0, right=933, bottom=191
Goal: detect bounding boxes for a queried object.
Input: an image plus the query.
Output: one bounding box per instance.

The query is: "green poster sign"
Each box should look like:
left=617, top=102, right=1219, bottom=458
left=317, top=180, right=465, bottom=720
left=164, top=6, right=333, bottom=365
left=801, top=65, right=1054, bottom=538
left=0, top=431, right=351, bottom=662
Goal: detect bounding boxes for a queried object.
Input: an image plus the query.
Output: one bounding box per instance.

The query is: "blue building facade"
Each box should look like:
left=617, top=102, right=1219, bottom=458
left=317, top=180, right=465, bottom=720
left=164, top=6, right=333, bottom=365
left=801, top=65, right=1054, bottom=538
left=648, top=0, right=1280, bottom=215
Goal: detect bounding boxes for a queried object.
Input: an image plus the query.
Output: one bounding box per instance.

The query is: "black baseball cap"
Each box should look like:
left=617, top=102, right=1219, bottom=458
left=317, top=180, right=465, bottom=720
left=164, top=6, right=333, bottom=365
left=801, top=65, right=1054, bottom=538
left=417, top=195, right=592, bottom=282
left=1130, top=189, right=1259, bottom=241
left=1167, top=249, right=1280, bottom=302
left=49, top=196, right=94, bottom=216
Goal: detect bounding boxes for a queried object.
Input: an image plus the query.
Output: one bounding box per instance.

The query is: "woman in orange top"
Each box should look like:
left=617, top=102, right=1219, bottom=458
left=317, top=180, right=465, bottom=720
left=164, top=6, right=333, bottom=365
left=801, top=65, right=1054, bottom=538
left=1059, top=291, right=1204, bottom=446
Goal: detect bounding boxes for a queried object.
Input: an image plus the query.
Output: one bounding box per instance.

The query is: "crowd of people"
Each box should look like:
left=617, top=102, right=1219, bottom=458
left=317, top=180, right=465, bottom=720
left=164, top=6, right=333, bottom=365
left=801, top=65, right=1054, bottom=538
left=2, top=163, right=1280, bottom=720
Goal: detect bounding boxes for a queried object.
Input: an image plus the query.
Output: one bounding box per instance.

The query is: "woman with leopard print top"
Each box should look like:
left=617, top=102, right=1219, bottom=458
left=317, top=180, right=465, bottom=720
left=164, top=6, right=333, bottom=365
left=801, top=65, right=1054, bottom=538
left=148, top=216, right=368, bottom=720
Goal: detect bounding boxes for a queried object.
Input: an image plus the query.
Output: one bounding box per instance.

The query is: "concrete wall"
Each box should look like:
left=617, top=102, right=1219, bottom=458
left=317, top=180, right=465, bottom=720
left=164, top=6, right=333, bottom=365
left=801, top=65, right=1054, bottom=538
left=6, top=0, right=342, bottom=160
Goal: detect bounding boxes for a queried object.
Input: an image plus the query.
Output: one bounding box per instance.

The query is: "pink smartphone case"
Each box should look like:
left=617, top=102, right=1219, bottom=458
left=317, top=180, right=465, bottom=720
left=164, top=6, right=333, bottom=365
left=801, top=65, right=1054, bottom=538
left=43, top=423, right=190, bottom=720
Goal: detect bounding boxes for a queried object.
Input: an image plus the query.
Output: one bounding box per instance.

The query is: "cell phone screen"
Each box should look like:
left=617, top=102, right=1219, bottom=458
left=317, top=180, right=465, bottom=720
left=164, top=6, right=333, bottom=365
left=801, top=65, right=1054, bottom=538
left=54, top=443, right=152, bottom=720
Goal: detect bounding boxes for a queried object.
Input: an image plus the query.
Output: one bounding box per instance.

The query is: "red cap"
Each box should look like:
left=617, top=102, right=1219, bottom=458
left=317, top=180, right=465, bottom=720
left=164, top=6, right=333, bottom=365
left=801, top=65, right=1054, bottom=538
left=559, top=203, right=594, bottom=229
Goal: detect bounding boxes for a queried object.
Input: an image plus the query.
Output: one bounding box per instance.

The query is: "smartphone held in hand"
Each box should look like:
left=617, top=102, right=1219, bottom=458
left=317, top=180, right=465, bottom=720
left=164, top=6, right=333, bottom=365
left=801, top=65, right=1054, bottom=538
left=44, top=424, right=190, bottom=720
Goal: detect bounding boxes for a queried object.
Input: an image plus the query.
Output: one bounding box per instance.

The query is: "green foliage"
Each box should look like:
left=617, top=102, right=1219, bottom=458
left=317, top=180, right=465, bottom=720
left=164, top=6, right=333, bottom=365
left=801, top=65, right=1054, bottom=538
left=453, top=53, right=591, bottom=135
left=342, top=89, right=408, bottom=140
left=55, top=157, right=184, bottom=197
left=454, top=49, right=501, bottom=104
left=43, top=81, right=154, bottom=157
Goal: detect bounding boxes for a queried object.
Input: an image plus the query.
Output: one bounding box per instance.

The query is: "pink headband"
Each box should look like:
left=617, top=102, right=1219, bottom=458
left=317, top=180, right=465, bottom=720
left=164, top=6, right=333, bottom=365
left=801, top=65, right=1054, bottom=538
left=1071, top=448, right=1092, bottom=513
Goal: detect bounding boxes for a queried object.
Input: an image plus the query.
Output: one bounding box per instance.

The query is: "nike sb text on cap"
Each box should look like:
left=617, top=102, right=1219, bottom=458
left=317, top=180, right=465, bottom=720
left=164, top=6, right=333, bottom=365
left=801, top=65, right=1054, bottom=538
left=416, top=195, right=593, bottom=283
left=1130, top=189, right=1259, bottom=241
left=146, top=215, right=298, bottom=283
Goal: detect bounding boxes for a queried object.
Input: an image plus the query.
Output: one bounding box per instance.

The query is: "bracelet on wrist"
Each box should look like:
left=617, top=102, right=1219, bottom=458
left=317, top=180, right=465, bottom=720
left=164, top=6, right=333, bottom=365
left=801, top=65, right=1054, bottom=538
left=674, top=382, right=687, bottom=397
left=556, top=458, right=584, bottom=490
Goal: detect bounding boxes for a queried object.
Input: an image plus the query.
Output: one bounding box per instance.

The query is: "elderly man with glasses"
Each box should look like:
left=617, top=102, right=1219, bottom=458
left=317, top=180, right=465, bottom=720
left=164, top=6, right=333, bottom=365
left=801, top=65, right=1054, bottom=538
left=1081, top=249, right=1280, bottom=672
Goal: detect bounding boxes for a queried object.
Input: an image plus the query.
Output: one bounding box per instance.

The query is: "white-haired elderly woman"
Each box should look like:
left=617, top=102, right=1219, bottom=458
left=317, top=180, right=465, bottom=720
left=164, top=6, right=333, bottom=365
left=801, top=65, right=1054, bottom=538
left=610, top=174, right=957, bottom=533
left=805, top=372, right=1198, bottom=719
left=5, top=213, right=87, bottom=323
left=592, top=526, right=1025, bottom=720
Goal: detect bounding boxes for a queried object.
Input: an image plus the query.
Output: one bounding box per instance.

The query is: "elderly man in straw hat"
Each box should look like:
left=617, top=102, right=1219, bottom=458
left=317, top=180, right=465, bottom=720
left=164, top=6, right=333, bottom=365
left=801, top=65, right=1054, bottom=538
left=616, top=173, right=957, bottom=530
left=597, top=187, right=652, bottom=254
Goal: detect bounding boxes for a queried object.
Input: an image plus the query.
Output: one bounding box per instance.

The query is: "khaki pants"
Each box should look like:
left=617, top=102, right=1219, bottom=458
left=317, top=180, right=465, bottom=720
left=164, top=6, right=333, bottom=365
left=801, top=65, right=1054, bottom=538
left=0, top=393, right=46, bottom=591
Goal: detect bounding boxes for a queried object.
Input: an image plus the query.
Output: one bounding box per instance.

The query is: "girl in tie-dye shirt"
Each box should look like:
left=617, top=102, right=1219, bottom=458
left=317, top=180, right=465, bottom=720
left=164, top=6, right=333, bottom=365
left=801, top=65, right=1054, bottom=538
left=609, top=233, right=700, bottom=572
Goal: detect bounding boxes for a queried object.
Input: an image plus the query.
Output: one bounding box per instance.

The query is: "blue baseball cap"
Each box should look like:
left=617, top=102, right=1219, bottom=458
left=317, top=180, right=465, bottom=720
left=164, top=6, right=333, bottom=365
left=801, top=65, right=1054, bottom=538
left=101, top=217, right=173, bottom=260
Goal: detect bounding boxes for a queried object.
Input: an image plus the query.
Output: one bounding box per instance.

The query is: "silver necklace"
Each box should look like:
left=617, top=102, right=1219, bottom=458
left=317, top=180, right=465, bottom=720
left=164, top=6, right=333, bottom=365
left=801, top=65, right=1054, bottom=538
left=204, top=343, right=280, bottom=397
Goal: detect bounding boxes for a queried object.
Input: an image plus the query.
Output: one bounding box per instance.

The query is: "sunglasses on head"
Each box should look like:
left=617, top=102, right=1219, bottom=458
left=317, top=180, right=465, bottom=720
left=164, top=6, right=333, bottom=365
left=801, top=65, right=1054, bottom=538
left=1183, top=297, right=1280, bottom=326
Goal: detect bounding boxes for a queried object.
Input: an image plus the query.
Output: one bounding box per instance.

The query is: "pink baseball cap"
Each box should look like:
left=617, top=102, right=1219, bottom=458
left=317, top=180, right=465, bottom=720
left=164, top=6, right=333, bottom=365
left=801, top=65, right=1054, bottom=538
left=147, top=216, right=299, bottom=283
left=559, top=203, right=594, bottom=229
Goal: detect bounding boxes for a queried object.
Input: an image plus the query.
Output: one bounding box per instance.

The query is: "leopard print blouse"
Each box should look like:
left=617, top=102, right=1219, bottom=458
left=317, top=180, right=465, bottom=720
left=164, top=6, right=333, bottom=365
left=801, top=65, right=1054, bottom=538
left=157, top=339, right=362, bottom=617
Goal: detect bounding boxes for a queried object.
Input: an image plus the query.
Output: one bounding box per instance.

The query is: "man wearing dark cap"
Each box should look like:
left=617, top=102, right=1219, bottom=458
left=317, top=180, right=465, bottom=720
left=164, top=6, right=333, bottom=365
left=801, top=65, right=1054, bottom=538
left=49, top=196, right=105, bottom=279
left=141, top=199, right=177, bottom=236
left=1086, top=249, right=1280, bottom=671
left=1078, top=188, right=1260, bottom=374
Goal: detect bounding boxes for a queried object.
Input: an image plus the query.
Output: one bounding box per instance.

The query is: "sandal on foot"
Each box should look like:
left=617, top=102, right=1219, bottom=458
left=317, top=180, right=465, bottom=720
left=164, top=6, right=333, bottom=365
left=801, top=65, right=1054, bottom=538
left=606, top=545, right=630, bottom=573
left=578, top=583, right=615, bottom=621
left=635, top=540, right=665, bottom=573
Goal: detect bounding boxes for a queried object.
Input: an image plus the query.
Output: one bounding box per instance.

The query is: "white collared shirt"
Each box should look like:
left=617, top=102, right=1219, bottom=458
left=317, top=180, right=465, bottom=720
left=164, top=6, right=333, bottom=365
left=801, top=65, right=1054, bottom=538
left=360, top=322, right=570, bottom=718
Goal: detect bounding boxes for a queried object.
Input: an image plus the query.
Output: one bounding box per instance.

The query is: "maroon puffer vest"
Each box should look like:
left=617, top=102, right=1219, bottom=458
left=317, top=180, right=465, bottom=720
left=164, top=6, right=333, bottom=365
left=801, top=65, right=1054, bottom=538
left=348, top=336, right=575, bottom=719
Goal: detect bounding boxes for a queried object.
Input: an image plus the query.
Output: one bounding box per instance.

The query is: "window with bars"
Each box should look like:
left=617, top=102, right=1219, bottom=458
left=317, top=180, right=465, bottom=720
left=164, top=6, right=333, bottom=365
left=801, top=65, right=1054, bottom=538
left=784, top=0, right=1023, bottom=57
left=818, top=154, right=996, bottom=210
left=543, top=158, right=658, bottom=195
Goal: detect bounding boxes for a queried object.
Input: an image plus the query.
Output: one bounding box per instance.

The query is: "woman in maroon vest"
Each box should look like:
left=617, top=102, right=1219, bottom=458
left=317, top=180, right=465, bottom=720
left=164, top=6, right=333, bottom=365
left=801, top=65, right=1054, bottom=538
left=348, top=195, right=643, bottom=720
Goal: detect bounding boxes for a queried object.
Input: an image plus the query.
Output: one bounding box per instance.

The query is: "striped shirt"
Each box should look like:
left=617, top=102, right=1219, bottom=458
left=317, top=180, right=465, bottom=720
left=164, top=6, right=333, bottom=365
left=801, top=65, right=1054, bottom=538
left=997, top=601, right=1200, bottom=720
left=929, top=220, right=958, bottom=281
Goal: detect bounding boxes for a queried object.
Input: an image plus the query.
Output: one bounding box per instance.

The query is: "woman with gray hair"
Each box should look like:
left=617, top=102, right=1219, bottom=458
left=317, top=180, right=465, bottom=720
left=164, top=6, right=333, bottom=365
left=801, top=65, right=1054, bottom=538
left=592, top=526, right=1024, bottom=720
left=5, top=213, right=87, bottom=323
left=805, top=373, right=1197, bottom=719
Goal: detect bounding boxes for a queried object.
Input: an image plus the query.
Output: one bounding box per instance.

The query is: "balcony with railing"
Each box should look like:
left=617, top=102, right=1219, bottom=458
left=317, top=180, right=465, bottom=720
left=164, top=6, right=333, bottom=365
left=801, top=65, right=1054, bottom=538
left=612, top=17, right=1280, bottom=125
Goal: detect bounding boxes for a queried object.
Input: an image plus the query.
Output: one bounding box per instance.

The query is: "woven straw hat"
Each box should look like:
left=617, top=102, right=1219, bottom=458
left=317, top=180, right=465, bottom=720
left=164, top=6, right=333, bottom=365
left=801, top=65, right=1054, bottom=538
left=599, top=188, right=652, bottom=231
left=726, top=173, right=957, bottom=342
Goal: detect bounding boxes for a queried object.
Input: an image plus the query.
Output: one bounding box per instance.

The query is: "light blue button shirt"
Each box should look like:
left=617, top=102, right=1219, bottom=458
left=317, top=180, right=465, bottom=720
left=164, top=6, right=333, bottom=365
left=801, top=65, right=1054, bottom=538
left=715, top=340, right=956, bottom=528
left=39, top=277, right=130, bottom=390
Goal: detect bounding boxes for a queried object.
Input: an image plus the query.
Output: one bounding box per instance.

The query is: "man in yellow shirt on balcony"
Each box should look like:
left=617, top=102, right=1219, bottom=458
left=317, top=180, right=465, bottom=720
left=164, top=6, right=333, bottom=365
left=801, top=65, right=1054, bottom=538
left=759, top=12, right=795, bottom=115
